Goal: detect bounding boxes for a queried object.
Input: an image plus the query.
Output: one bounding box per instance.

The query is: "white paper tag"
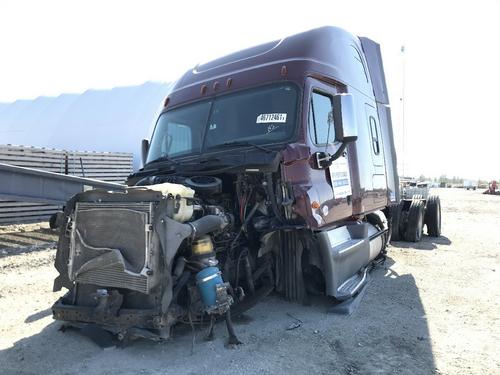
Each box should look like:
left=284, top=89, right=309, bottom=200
left=329, top=155, right=352, bottom=199
left=256, top=113, right=287, bottom=123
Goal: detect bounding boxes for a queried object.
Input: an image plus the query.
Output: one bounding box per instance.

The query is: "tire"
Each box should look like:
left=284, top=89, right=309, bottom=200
left=412, top=194, right=423, bottom=200
left=49, top=211, right=63, bottom=229
left=425, top=195, right=441, bottom=237
left=404, top=200, right=425, bottom=242
left=390, top=201, right=404, bottom=242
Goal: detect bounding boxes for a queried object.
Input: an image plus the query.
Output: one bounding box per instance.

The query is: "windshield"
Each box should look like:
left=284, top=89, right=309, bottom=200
left=146, top=83, right=299, bottom=164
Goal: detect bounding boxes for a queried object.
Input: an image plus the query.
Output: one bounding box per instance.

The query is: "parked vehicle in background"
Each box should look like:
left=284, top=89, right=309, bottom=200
left=463, top=180, right=478, bottom=190
left=484, top=180, right=498, bottom=195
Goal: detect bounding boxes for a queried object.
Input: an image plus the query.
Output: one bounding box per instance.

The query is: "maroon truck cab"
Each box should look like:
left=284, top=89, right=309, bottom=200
left=150, top=26, right=399, bottom=228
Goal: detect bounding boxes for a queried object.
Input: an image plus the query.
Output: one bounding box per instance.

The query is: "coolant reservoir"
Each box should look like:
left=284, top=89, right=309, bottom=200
left=141, top=182, right=195, bottom=222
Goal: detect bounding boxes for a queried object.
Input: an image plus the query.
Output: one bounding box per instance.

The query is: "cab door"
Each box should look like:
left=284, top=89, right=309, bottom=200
left=306, top=78, right=354, bottom=224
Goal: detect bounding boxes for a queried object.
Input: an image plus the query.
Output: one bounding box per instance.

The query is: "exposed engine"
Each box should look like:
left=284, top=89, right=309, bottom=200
left=52, top=172, right=286, bottom=342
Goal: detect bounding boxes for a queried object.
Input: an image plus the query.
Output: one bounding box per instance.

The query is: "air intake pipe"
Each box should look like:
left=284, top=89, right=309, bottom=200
left=156, top=214, right=229, bottom=264
left=188, top=215, right=229, bottom=238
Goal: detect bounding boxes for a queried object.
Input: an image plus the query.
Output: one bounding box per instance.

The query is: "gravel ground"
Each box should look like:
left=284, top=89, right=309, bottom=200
left=0, top=188, right=499, bottom=375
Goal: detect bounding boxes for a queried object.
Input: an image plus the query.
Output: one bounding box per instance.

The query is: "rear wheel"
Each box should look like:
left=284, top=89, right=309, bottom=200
left=390, top=201, right=404, bottom=242
left=425, top=195, right=441, bottom=237
left=404, top=200, right=425, bottom=242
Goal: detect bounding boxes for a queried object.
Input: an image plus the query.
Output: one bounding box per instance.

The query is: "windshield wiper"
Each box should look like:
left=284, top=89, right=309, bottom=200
left=146, top=155, right=181, bottom=165
left=220, top=141, right=272, bottom=153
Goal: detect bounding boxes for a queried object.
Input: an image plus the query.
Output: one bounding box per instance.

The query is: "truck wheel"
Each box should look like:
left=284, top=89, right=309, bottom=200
left=390, top=201, right=404, bottom=242
left=404, top=200, right=424, bottom=242
left=425, top=195, right=441, bottom=237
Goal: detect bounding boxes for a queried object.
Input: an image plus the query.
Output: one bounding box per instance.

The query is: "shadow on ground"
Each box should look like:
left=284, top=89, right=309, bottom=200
left=0, top=257, right=437, bottom=375
left=392, top=235, right=451, bottom=251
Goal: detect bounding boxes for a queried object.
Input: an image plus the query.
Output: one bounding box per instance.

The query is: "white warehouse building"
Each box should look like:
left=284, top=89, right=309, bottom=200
left=0, top=81, right=172, bottom=170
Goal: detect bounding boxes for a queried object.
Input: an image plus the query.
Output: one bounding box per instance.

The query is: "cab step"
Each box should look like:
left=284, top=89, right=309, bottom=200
left=335, top=267, right=369, bottom=301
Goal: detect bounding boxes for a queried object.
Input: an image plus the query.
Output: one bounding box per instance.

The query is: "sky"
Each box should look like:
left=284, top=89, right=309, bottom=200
left=1, top=0, right=499, bottom=180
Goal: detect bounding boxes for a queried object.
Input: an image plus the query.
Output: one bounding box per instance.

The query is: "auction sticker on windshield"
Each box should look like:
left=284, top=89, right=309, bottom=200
left=256, top=113, right=287, bottom=123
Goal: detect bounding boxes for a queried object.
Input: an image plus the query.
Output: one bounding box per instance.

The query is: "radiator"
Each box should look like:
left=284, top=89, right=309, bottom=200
left=68, top=202, right=154, bottom=294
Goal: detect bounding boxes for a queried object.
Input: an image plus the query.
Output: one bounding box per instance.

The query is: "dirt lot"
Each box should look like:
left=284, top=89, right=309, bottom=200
left=0, top=188, right=499, bottom=375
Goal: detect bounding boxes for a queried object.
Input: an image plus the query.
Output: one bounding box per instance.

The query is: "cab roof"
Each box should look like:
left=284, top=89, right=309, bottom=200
left=167, top=26, right=382, bottom=108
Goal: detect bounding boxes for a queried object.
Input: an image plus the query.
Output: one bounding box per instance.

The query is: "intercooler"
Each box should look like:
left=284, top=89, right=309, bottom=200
left=68, top=202, right=156, bottom=294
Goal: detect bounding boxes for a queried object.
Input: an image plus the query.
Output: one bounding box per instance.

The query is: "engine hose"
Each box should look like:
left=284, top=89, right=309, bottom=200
left=188, top=215, right=228, bottom=238
left=265, top=173, right=285, bottom=223
left=230, top=202, right=260, bottom=253
left=234, top=248, right=248, bottom=289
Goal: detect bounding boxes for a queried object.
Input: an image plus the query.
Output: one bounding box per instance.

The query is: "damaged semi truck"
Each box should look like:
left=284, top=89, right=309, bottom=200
left=52, top=26, right=403, bottom=342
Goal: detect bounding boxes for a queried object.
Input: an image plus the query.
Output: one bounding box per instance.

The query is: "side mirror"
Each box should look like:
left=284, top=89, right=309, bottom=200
left=141, top=139, right=149, bottom=166
left=332, top=94, right=357, bottom=143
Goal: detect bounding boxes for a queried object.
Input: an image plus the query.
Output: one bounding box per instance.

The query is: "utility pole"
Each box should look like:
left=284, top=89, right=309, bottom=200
left=401, top=45, right=406, bottom=178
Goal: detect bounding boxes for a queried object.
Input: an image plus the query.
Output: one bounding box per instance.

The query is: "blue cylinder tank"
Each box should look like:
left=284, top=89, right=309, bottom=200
left=195, top=266, right=224, bottom=308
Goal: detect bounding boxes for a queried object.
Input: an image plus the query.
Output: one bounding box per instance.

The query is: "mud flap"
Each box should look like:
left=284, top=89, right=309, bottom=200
left=275, top=230, right=307, bottom=303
